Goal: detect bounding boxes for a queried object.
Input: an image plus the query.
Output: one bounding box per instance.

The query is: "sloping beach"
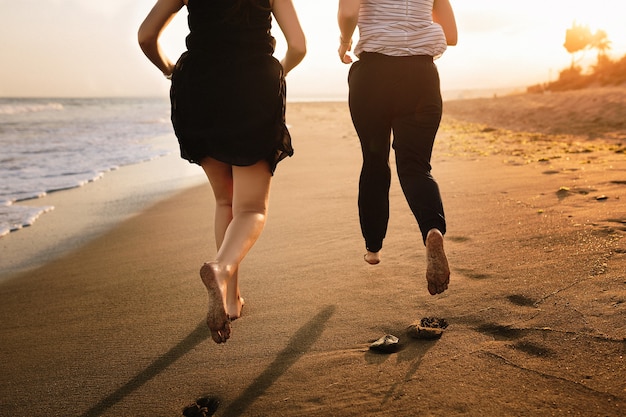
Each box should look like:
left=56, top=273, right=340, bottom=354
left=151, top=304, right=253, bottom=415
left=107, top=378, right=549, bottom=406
left=1, top=88, right=625, bottom=416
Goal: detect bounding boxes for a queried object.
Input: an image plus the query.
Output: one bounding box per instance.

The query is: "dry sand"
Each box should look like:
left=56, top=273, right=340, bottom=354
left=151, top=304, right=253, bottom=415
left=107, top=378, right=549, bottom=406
left=1, top=88, right=625, bottom=416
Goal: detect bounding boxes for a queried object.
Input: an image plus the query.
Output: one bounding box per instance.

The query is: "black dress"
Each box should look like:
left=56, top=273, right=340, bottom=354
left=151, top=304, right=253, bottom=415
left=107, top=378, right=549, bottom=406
left=170, top=0, right=293, bottom=174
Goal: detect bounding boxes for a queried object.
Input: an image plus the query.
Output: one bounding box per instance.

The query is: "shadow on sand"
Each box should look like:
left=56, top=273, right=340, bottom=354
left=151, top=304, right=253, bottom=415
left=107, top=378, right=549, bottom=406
left=80, top=305, right=336, bottom=417
left=79, top=321, right=209, bottom=417
left=221, top=305, right=336, bottom=416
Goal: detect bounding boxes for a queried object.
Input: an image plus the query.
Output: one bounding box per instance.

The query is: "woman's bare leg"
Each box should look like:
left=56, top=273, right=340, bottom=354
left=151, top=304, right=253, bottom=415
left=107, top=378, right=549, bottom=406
left=215, top=161, right=271, bottom=268
left=202, top=161, right=245, bottom=320
left=200, top=158, right=271, bottom=342
left=200, top=158, right=234, bottom=342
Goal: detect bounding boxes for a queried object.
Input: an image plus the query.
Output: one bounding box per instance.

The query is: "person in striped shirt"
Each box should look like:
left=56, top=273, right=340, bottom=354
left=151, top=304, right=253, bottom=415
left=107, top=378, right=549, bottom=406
left=338, top=0, right=457, bottom=296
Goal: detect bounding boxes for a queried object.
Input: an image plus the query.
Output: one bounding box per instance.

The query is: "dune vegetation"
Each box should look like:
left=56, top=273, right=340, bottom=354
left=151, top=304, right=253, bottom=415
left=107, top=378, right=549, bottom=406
left=528, top=22, right=626, bottom=92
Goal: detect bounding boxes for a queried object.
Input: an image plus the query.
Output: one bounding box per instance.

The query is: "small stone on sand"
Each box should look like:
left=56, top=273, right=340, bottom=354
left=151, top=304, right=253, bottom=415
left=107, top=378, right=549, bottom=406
left=369, top=334, right=400, bottom=353
left=407, top=317, right=448, bottom=340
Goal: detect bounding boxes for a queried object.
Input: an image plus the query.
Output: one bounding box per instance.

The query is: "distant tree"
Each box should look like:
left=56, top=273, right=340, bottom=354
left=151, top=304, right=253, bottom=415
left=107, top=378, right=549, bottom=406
left=531, top=22, right=623, bottom=93
left=563, top=22, right=612, bottom=68
left=591, top=29, right=612, bottom=58
left=564, top=21, right=592, bottom=66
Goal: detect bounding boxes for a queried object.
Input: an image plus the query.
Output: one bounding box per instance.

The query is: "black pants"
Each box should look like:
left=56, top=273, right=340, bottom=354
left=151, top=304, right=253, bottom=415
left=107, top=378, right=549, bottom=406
left=348, top=52, right=446, bottom=252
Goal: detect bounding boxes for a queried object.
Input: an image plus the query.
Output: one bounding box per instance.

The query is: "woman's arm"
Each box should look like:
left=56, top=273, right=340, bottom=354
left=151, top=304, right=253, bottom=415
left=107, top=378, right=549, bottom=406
left=272, top=0, right=307, bottom=75
left=433, top=0, right=457, bottom=46
left=337, top=0, right=360, bottom=63
left=138, top=0, right=186, bottom=77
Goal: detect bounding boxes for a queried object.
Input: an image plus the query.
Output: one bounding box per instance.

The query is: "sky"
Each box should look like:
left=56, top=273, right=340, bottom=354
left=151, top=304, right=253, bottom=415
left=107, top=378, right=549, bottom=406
left=1, top=0, right=625, bottom=100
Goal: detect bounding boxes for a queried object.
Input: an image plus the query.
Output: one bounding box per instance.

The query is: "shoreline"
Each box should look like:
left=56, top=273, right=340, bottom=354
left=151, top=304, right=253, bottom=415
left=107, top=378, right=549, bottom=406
left=0, top=85, right=521, bottom=104
left=0, top=135, right=205, bottom=280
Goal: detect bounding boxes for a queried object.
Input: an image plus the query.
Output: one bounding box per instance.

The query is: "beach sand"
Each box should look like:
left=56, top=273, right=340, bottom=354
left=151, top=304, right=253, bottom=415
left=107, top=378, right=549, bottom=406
left=1, top=88, right=625, bottom=416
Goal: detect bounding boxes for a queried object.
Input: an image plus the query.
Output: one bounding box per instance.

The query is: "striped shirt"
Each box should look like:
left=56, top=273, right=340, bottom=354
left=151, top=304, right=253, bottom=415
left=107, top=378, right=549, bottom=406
left=354, top=0, right=447, bottom=58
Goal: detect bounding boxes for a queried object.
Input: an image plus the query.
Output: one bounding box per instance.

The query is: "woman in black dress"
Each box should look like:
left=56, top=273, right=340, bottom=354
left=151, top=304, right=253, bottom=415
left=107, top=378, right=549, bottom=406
left=139, top=0, right=306, bottom=343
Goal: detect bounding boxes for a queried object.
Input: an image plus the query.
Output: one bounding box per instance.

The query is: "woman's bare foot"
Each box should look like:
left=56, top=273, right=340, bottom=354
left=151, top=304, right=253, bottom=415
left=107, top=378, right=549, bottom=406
left=227, top=295, right=245, bottom=321
left=364, top=250, right=380, bottom=265
left=425, top=229, right=450, bottom=295
left=200, top=262, right=231, bottom=343
left=225, top=271, right=244, bottom=320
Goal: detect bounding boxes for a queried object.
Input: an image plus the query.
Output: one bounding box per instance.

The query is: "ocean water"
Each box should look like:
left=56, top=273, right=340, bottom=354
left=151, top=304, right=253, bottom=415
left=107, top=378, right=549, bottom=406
left=0, top=97, right=175, bottom=237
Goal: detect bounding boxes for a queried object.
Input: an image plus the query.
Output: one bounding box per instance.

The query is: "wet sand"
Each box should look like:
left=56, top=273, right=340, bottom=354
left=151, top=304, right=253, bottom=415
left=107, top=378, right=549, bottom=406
left=1, top=89, right=625, bottom=416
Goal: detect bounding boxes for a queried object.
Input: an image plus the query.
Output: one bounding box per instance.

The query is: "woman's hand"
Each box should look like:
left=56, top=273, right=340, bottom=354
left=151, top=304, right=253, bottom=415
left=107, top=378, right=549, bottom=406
left=338, top=37, right=353, bottom=64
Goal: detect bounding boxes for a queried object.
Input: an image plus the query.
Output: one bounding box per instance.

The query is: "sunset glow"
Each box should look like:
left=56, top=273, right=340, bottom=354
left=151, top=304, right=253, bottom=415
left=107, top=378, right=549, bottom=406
left=0, top=0, right=624, bottom=98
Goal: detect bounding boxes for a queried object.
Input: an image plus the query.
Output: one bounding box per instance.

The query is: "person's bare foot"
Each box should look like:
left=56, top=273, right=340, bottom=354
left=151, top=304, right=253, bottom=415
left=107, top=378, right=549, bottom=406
left=425, top=229, right=450, bottom=295
left=226, top=271, right=244, bottom=320
left=364, top=250, right=380, bottom=265
left=200, top=262, right=231, bottom=343
left=227, top=295, right=245, bottom=321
